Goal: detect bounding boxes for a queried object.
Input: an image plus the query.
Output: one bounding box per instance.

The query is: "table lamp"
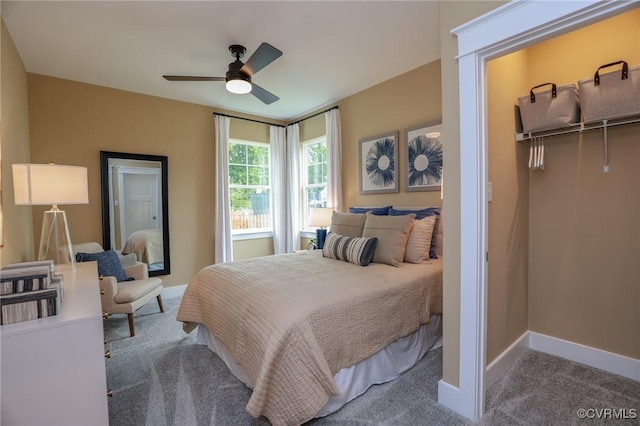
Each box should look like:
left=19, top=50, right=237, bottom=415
left=308, top=207, right=333, bottom=250
left=12, top=163, right=89, bottom=266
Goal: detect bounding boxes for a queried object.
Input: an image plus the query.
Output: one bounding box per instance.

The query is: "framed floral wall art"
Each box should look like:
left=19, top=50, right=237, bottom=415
left=404, top=121, right=443, bottom=192
left=359, top=131, right=399, bottom=194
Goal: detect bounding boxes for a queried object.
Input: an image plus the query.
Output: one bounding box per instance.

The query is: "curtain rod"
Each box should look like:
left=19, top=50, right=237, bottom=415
left=213, top=112, right=285, bottom=128
left=214, top=105, right=339, bottom=128
left=288, top=106, right=339, bottom=126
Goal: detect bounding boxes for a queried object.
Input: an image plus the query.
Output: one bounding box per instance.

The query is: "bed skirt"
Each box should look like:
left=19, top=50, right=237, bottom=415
left=196, top=314, right=442, bottom=418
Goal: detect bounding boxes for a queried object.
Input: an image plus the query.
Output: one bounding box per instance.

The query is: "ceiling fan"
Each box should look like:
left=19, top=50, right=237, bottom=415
left=163, top=42, right=283, bottom=105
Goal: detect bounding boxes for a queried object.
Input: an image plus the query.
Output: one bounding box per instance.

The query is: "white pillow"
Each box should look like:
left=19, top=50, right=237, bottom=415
left=404, top=215, right=437, bottom=264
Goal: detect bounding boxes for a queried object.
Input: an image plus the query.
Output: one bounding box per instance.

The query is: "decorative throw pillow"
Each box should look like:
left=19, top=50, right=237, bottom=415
left=348, top=206, right=391, bottom=215
left=362, top=213, right=415, bottom=267
left=404, top=215, right=437, bottom=264
left=390, top=207, right=441, bottom=259
left=76, top=250, right=128, bottom=282
left=322, top=232, right=378, bottom=266
left=329, top=211, right=367, bottom=237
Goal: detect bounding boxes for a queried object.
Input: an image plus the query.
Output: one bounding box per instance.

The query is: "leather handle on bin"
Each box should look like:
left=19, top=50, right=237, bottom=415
left=529, top=83, right=556, bottom=103
left=594, top=60, right=628, bottom=86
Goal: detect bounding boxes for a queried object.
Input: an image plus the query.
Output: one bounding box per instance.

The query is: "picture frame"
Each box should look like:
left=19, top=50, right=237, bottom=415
left=404, top=121, right=443, bottom=192
left=359, top=131, right=399, bottom=194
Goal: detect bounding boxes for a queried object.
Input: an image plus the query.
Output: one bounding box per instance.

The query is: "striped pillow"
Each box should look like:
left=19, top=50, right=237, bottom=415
left=322, top=233, right=378, bottom=266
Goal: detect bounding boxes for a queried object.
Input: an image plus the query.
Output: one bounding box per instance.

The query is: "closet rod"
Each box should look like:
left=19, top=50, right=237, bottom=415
left=515, top=113, right=640, bottom=141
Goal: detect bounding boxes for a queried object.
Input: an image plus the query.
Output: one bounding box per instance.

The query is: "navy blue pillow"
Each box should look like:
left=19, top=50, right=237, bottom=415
left=389, top=207, right=441, bottom=258
left=349, top=206, right=391, bottom=215
left=76, top=250, right=128, bottom=282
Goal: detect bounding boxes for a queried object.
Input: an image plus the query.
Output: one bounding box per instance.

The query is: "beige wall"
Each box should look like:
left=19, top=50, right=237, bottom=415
left=22, top=62, right=440, bottom=285
left=26, top=74, right=283, bottom=285
left=339, top=61, right=443, bottom=210
left=522, top=10, right=640, bottom=358
left=254, top=60, right=445, bottom=256
left=1, top=19, right=34, bottom=266
left=298, top=113, right=326, bottom=142
left=17, top=58, right=440, bottom=283
left=485, top=8, right=640, bottom=365
left=485, top=51, right=531, bottom=363
left=439, top=0, right=505, bottom=387
left=296, top=60, right=444, bottom=212
left=293, top=62, right=445, bottom=249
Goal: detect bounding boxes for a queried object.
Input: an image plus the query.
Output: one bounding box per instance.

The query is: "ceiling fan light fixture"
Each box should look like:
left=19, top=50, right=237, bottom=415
left=226, top=78, right=252, bottom=94
left=164, top=42, right=281, bottom=104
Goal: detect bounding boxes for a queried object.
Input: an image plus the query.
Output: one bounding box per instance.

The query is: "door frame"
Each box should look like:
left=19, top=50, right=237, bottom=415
left=444, top=0, right=638, bottom=420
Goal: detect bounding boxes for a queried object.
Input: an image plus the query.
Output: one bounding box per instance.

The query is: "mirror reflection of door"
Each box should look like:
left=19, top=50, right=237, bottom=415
left=122, top=171, right=161, bottom=239
left=108, top=159, right=164, bottom=272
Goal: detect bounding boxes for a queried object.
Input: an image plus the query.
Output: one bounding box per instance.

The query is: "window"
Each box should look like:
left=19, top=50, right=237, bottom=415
left=301, top=137, right=327, bottom=230
left=228, top=140, right=271, bottom=233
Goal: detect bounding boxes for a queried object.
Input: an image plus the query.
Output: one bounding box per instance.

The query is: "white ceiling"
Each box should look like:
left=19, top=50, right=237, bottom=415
left=2, top=1, right=441, bottom=121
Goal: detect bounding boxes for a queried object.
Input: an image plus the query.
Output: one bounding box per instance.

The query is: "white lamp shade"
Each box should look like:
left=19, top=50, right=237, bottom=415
left=226, top=79, right=252, bottom=94
left=13, top=164, right=89, bottom=206
left=308, top=207, right=333, bottom=228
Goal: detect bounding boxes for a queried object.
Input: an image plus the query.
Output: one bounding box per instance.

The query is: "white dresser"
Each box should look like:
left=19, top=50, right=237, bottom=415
left=0, top=261, right=109, bottom=426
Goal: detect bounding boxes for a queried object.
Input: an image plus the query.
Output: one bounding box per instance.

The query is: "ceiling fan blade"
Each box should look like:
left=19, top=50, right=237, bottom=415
left=241, top=42, right=282, bottom=76
left=251, top=83, right=279, bottom=105
left=163, top=75, right=225, bottom=81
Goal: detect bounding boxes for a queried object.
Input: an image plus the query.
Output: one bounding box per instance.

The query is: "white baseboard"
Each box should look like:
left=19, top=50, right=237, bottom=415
left=437, top=380, right=469, bottom=418
left=161, top=284, right=187, bottom=299
left=485, top=331, right=529, bottom=389
left=484, top=330, right=640, bottom=387
left=528, top=331, right=640, bottom=382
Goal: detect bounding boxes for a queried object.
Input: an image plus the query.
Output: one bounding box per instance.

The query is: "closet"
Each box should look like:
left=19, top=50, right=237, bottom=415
left=485, top=8, right=640, bottom=365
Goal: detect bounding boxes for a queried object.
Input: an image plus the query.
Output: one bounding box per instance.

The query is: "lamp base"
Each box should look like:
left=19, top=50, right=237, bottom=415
left=38, top=208, right=75, bottom=267
left=316, top=228, right=327, bottom=250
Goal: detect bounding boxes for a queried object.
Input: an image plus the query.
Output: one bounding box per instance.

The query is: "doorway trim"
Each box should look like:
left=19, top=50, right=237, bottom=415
left=444, top=0, right=638, bottom=420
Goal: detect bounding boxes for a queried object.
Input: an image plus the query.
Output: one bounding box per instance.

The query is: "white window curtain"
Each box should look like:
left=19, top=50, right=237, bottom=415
left=325, top=108, right=343, bottom=212
left=285, top=123, right=300, bottom=252
left=270, top=125, right=287, bottom=254
left=214, top=114, right=233, bottom=263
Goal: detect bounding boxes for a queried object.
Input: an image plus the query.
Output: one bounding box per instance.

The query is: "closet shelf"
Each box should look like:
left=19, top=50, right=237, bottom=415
left=516, top=112, right=640, bottom=142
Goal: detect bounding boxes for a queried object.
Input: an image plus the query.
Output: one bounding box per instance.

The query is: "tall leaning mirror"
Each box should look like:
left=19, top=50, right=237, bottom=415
left=100, top=151, right=170, bottom=277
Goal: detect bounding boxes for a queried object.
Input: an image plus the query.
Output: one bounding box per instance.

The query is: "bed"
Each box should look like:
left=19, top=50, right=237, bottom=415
left=121, top=229, right=163, bottom=266
left=178, top=208, right=444, bottom=425
left=178, top=250, right=442, bottom=425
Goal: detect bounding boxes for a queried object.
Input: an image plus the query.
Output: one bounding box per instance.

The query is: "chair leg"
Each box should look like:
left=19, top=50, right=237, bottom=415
left=127, top=313, right=135, bottom=337
left=157, top=295, right=165, bottom=313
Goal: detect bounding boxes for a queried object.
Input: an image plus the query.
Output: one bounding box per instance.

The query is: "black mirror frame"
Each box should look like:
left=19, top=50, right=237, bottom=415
left=100, top=151, right=171, bottom=277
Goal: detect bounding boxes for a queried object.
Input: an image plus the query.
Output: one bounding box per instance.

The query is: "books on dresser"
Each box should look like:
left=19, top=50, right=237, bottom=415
left=0, top=260, right=64, bottom=325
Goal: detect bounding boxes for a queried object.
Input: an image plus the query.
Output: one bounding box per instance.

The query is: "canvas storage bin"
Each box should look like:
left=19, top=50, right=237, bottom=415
left=517, top=82, right=580, bottom=133
left=578, top=60, right=640, bottom=122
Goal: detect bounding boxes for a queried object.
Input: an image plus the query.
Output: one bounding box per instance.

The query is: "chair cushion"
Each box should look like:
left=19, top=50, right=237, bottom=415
left=76, top=250, right=128, bottom=282
left=114, top=278, right=163, bottom=304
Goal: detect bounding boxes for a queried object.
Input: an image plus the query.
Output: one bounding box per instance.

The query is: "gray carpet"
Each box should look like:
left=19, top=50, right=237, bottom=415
left=104, top=293, right=640, bottom=425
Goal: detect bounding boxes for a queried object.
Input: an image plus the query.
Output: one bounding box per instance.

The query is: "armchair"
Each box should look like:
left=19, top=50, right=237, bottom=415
left=73, top=242, right=164, bottom=337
